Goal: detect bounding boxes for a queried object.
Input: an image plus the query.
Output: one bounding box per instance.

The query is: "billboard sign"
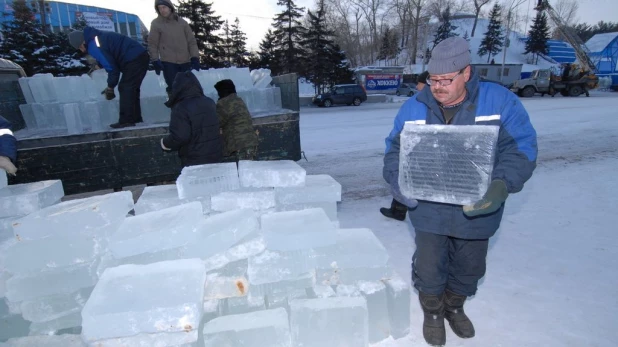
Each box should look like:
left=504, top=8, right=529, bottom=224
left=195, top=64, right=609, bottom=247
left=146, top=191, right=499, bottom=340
left=365, top=74, right=400, bottom=91
left=76, top=12, right=115, bottom=32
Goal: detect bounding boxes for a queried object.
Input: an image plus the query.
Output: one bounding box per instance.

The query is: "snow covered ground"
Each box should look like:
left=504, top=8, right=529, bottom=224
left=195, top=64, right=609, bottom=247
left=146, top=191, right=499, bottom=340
left=298, top=91, right=618, bottom=347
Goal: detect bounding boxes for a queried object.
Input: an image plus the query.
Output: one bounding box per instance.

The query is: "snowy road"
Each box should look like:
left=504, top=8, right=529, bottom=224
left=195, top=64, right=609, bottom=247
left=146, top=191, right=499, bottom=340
left=298, top=91, right=618, bottom=347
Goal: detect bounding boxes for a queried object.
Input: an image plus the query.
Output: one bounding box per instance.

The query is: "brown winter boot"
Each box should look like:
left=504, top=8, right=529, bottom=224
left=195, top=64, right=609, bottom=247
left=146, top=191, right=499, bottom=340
left=444, top=289, right=475, bottom=339
left=419, top=292, right=446, bottom=346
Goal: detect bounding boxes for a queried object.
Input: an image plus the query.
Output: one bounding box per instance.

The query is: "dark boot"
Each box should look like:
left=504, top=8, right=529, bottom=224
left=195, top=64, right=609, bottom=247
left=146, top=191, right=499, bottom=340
left=419, top=292, right=446, bottom=346
left=444, top=289, right=475, bottom=339
left=379, top=198, right=407, bottom=221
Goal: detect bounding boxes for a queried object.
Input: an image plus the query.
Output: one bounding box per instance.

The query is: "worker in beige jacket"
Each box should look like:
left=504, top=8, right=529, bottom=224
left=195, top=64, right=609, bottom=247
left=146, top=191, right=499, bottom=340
left=148, top=0, right=201, bottom=97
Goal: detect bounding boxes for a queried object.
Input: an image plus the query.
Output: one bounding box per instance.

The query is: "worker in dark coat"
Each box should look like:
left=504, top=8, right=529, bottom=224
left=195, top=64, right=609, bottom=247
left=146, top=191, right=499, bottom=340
left=0, top=115, right=17, bottom=175
left=160, top=71, right=222, bottom=168
left=68, top=26, right=149, bottom=128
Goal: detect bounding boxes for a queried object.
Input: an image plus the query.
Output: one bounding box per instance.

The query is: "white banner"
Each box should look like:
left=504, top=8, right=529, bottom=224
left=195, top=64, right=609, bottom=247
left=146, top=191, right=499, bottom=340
left=76, top=12, right=115, bottom=32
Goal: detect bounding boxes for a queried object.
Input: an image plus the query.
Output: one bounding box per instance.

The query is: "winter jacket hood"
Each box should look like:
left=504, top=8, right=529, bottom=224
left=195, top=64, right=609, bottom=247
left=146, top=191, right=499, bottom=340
left=155, top=0, right=175, bottom=14
left=165, top=71, right=204, bottom=108
left=162, top=71, right=222, bottom=167
left=383, top=68, right=538, bottom=239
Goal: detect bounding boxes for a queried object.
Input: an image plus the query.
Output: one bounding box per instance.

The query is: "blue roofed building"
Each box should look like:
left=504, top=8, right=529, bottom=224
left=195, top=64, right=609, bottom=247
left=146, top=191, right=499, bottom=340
left=545, top=39, right=576, bottom=64
left=0, top=0, right=148, bottom=43
left=586, top=32, right=618, bottom=87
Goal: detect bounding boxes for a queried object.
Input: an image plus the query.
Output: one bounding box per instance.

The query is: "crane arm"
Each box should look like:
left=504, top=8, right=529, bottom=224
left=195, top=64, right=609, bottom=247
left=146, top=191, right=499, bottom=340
left=534, top=0, right=596, bottom=73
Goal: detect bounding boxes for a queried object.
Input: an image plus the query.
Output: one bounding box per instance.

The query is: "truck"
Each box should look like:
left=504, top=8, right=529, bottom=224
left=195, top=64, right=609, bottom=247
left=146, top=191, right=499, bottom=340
left=509, top=0, right=599, bottom=97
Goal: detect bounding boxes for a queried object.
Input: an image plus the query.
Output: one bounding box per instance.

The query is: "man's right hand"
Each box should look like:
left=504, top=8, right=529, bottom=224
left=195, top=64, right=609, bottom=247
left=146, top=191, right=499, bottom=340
left=153, top=60, right=163, bottom=76
left=0, top=156, right=17, bottom=175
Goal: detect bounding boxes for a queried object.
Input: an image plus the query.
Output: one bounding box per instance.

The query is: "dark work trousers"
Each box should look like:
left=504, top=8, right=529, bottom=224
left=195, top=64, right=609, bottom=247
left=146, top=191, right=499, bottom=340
left=118, top=52, right=149, bottom=124
left=412, top=230, right=489, bottom=297
left=162, top=62, right=192, bottom=93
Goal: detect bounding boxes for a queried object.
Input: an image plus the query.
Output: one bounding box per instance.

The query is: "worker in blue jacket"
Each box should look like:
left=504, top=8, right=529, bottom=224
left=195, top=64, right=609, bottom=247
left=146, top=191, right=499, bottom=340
left=383, top=37, right=537, bottom=346
left=68, top=27, right=149, bottom=129
left=0, top=115, right=17, bottom=175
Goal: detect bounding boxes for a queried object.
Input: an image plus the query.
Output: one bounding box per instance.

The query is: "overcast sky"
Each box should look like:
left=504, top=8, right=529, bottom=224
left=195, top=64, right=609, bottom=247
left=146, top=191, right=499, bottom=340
left=59, top=0, right=617, bottom=51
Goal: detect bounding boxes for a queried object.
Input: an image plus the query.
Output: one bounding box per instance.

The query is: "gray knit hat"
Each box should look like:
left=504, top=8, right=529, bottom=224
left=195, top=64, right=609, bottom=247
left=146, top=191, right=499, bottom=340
left=68, top=30, right=84, bottom=50
left=428, top=37, right=471, bottom=75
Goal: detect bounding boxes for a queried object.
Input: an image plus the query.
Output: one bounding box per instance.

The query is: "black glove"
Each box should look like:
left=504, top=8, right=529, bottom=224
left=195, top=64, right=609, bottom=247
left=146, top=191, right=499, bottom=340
left=153, top=60, right=163, bottom=75
left=463, top=180, right=509, bottom=217
left=102, top=87, right=116, bottom=101
left=191, top=57, right=200, bottom=71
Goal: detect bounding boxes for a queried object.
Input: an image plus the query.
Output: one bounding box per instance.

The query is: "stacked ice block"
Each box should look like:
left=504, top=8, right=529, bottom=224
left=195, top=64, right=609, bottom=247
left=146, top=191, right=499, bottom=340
left=0, top=160, right=412, bottom=346
left=1, top=191, right=134, bottom=337
left=398, top=122, right=500, bottom=205
left=17, top=67, right=285, bottom=136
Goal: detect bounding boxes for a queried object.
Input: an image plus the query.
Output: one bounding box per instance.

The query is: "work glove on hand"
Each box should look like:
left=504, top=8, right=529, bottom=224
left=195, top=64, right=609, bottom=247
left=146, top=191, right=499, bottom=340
left=153, top=60, right=163, bottom=75
left=0, top=156, right=17, bottom=175
left=390, top=176, right=418, bottom=209
left=191, top=57, right=200, bottom=71
left=101, top=87, right=116, bottom=101
left=463, top=180, right=509, bottom=217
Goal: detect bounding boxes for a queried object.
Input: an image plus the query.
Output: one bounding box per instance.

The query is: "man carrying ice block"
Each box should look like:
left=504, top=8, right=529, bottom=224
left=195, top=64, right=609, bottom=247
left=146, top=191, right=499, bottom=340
left=0, top=115, right=17, bottom=176
left=382, top=37, right=538, bottom=346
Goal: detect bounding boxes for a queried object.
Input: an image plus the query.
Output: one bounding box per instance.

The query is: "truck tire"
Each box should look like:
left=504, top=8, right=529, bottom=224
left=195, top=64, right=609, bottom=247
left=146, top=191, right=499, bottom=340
left=522, top=86, right=535, bottom=98
left=569, top=85, right=582, bottom=97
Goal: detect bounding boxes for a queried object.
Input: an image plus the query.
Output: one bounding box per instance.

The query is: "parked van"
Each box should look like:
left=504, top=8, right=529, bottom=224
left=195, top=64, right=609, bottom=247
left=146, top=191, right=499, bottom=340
left=312, top=84, right=367, bottom=107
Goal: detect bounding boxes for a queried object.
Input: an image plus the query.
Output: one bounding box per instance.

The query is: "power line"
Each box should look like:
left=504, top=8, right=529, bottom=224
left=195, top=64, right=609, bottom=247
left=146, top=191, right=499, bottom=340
left=219, top=12, right=272, bottom=21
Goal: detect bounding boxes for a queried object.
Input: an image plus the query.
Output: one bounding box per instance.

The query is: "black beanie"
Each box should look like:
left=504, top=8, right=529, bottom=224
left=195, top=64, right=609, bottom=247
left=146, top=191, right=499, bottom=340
left=214, top=79, right=236, bottom=99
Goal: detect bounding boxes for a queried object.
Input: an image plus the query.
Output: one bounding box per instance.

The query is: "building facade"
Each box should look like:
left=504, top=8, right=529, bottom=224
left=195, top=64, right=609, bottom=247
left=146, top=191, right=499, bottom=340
left=1, top=0, right=148, bottom=43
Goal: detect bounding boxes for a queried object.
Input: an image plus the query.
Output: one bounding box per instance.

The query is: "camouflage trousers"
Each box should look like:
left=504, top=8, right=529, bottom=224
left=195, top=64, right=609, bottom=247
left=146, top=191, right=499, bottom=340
left=222, top=146, right=258, bottom=163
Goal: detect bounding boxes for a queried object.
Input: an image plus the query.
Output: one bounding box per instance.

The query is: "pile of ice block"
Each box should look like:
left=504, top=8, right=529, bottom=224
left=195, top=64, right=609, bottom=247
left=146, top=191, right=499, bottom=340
left=0, top=160, right=411, bottom=346
left=17, top=67, right=285, bottom=136
left=398, top=122, right=500, bottom=205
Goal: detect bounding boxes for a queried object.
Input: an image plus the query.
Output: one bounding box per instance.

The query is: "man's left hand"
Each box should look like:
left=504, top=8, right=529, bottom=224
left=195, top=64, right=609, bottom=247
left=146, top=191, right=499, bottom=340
left=191, top=57, right=200, bottom=71
left=0, top=156, right=17, bottom=175
left=101, top=87, right=116, bottom=100
left=463, top=180, right=509, bottom=217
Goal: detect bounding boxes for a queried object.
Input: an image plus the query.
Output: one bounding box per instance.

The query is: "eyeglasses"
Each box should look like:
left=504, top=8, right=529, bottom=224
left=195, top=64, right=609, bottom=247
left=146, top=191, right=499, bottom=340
left=426, top=69, right=465, bottom=87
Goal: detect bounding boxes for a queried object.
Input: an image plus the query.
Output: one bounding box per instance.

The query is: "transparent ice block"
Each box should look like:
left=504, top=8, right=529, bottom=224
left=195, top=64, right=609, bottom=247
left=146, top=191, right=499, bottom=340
left=204, top=260, right=249, bottom=300
left=247, top=250, right=316, bottom=296
left=398, top=123, right=500, bottom=205
left=19, top=286, right=93, bottom=323
left=275, top=174, right=341, bottom=204
left=210, top=188, right=276, bottom=212
left=202, top=308, right=291, bottom=347
left=0, top=179, right=64, bottom=218
left=176, top=162, right=240, bottom=199
left=314, top=228, right=390, bottom=285
left=134, top=184, right=211, bottom=215
left=276, top=201, right=338, bottom=221
left=383, top=274, right=411, bottom=338
left=81, top=259, right=206, bottom=344
left=0, top=334, right=86, bottom=347
left=261, top=208, right=336, bottom=251
left=203, top=235, right=266, bottom=273
left=238, top=160, right=306, bottom=188
left=290, top=297, right=368, bottom=347
left=358, top=281, right=391, bottom=343
left=108, top=201, right=204, bottom=259
left=12, top=191, right=134, bottom=241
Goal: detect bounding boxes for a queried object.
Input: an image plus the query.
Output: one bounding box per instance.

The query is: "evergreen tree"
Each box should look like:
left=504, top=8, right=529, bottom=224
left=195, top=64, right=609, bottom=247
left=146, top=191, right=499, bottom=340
left=230, top=18, right=249, bottom=67
left=525, top=11, right=551, bottom=64
left=463, top=30, right=470, bottom=41
left=221, top=20, right=232, bottom=67
left=432, top=6, right=458, bottom=49
left=327, top=43, right=353, bottom=86
left=272, top=0, right=305, bottom=74
left=477, top=3, right=505, bottom=63
left=301, top=2, right=335, bottom=93
left=257, top=29, right=280, bottom=72
left=51, top=16, right=90, bottom=76
left=377, top=26, right=400, bottom=64
left=177, top=0, right=224, bottom=68
left=0, top=0, right=51, bottom=76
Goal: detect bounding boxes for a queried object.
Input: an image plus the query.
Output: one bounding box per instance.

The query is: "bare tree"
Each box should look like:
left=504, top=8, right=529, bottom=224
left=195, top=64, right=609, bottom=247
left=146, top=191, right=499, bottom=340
left=551, top=0, right=579, bottom=39
left=428, top=0, right=470, bottom=20
left=350, top=0, right=386, bottom=63
left=407, top=0, right=429, bottom=64
left=471, top=0, right=491, bottom=37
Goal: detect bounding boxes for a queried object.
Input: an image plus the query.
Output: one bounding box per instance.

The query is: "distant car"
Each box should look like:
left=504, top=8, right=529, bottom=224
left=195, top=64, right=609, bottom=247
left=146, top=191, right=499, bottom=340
left=396, top=83, right=416, bottom=96
left=312, top=84, right=367, bottom=107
